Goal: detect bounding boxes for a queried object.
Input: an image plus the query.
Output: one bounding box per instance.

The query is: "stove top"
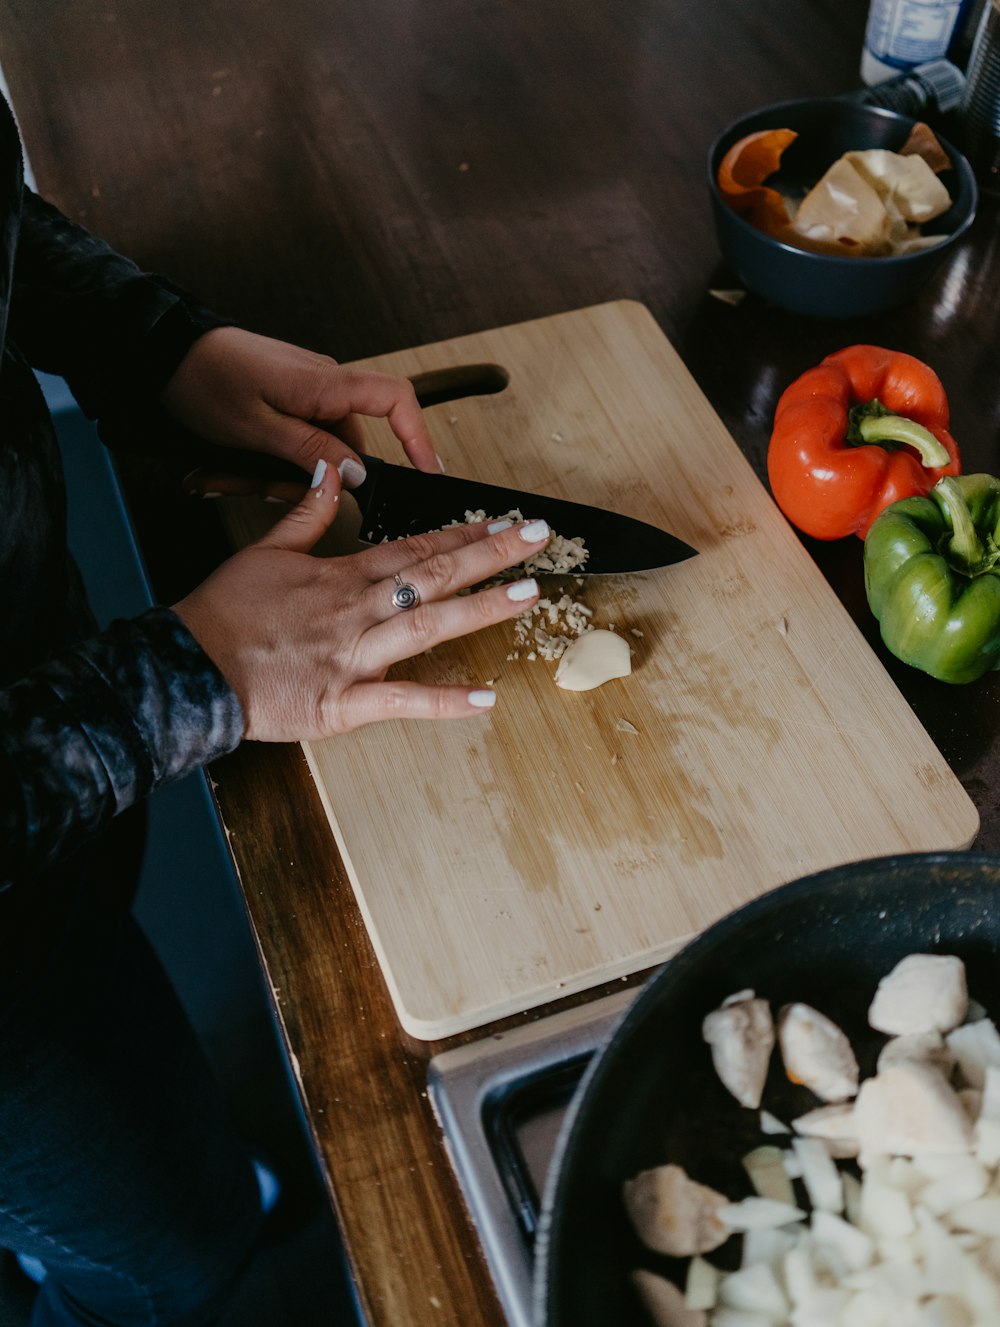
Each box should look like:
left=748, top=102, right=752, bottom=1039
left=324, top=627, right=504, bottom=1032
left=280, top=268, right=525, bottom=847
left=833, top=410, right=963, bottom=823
left=427, top=987, right=636, bottom=1327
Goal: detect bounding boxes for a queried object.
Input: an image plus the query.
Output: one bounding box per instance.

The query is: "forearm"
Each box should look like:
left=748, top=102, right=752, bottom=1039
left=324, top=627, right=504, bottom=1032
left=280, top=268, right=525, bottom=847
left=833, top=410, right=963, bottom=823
left=0, top=607, right=243, bottom=888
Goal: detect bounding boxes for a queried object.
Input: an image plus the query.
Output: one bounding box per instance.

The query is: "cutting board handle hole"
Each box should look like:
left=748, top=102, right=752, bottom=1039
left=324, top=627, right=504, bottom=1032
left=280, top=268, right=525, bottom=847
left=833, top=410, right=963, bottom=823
left=409, top=363, right=509, bottom=408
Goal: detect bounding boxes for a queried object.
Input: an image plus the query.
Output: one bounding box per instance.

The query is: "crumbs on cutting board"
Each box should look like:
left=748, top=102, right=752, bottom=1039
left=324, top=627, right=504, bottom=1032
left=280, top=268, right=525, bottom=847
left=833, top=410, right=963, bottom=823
left=442, top=510, right=651, bottom=688
left=452, top=508, right=625, bottom=663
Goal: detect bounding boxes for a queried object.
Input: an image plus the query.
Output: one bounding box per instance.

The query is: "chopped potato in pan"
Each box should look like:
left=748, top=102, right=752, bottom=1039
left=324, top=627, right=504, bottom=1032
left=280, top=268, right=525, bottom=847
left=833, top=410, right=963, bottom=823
left=623, top=953, right=1000, bottom=1325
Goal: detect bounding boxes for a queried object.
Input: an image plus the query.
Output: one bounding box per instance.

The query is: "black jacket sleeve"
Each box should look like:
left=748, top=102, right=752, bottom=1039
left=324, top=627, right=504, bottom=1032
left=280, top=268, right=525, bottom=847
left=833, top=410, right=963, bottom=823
left=0, top=608, right=244, bottom=890
left=0, top=114, right=247, bottom=891
left=8, top=188, right=232, bottom=449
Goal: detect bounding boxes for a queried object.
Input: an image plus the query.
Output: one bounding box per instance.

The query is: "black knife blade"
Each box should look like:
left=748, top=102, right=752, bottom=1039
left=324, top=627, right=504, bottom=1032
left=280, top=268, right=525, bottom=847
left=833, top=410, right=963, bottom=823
left=350, top=456, right=697, bottom=575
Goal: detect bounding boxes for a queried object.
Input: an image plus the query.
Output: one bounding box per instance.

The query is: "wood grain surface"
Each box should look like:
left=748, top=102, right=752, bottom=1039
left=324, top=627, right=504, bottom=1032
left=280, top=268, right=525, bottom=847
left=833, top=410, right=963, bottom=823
left=220, top=301, right=978, bottom=1037
left=1, top=0, right=998, bottom=1322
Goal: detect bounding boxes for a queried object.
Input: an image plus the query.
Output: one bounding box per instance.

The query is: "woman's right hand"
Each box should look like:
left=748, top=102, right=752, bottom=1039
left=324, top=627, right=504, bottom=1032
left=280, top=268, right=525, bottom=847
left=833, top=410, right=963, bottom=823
left=171, top=464, right=548, bottom=741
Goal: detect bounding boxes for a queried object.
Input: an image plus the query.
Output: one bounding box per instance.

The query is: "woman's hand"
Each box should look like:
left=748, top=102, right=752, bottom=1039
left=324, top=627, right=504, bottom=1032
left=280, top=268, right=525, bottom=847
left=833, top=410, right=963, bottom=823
left=171, top=466, right=548, bottom=740
left=161, top=326, right=441, bottom=502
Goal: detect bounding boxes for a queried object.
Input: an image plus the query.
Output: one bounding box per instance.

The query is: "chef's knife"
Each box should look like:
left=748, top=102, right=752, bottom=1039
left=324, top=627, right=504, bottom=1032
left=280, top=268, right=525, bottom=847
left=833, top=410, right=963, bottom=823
left=351, top=455, right=697, bottom=575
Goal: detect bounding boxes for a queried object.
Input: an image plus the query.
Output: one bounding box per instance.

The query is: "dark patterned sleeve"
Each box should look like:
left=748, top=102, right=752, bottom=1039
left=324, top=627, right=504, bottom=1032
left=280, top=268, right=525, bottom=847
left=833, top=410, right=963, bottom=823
left=8, top=189, right=231, bottom=445
left=0, top=608, right=244, bottom=889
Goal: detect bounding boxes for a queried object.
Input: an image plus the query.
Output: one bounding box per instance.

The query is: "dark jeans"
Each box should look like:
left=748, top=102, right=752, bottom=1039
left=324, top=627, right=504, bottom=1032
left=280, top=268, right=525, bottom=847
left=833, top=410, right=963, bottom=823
left=0, top=841, right=267, bottom=1327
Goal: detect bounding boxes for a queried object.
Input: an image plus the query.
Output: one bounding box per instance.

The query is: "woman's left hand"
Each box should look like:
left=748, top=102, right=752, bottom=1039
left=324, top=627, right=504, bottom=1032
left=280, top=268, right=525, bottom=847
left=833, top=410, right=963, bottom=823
left=161, top=326, right=442, bottom=503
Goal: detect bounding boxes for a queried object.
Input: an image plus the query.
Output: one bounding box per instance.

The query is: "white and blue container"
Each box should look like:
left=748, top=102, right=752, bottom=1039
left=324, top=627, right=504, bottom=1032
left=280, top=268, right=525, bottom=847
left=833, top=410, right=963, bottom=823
left=861, top=0, right=978, bottom=83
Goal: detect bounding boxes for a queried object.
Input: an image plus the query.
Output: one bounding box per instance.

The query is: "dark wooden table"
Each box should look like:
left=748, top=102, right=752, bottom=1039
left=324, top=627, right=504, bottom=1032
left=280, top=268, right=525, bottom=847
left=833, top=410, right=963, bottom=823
left=2, top=2, right=999, bottom=1322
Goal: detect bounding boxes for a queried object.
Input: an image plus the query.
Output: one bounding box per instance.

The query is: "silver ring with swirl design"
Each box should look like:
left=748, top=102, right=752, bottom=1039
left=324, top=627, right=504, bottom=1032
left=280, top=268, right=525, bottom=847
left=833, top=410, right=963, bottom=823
left=391, top=573, right=421, bottom=611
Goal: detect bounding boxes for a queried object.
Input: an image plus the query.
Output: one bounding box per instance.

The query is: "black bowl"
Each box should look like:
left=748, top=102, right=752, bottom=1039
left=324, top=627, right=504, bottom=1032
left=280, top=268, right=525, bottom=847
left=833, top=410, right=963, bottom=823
left=535, top=851, right=1000, bottom=1326
left=707, top=98, right=978, bottom=317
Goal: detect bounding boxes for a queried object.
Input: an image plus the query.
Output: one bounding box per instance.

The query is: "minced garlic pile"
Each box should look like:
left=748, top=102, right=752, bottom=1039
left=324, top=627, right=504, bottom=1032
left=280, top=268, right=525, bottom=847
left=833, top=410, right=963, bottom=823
left=458, top=508, right=596, bottom=661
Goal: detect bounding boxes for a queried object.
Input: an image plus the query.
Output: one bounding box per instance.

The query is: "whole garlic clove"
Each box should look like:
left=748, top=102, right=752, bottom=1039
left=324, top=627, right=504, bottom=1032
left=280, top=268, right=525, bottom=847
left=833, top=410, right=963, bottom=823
left=554, top=629, right=631, bottom=691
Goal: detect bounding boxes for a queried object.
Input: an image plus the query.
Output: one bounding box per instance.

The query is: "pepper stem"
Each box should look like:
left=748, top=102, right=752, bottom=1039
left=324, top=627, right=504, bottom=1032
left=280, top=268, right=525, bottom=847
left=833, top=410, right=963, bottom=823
left=857, top=414, right=951, bottom=469
left=936, top=477, right=984, bottom=571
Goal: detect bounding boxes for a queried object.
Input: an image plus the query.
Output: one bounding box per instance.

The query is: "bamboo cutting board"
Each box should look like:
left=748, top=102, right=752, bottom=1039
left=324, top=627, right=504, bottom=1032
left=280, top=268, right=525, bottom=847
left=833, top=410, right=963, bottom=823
left=220, top=302, right=979, bottom=1039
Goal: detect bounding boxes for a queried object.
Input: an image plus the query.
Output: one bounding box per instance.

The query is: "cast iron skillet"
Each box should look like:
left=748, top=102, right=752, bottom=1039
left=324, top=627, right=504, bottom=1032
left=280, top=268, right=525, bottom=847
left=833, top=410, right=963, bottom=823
left=535, top=851, right=1000, bottom=1326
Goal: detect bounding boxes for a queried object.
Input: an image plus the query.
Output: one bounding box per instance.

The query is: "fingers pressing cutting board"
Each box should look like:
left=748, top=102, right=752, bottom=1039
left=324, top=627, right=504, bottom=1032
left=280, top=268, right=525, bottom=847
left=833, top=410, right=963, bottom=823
left=219, top=301, right=979, bottom=1039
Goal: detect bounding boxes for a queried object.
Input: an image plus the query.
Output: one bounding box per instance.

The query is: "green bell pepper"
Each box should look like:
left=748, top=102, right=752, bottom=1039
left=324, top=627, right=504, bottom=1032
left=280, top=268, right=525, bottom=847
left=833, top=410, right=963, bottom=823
left=864, top=474, right=1000, bottom=684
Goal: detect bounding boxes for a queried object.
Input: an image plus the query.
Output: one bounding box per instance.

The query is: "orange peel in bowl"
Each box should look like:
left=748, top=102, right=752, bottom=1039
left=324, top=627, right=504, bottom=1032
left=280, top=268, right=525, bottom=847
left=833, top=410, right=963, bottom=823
left=717, top=127, right=797, bottom=236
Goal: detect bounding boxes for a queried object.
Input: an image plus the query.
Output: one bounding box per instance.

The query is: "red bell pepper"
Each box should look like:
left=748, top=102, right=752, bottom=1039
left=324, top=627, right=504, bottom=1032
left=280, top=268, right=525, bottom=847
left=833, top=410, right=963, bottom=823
left=767, top=345, right=961, bottom=540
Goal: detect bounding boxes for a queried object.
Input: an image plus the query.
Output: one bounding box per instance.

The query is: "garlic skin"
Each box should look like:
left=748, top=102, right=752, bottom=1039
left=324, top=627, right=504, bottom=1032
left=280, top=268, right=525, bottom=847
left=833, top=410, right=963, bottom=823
left=793, top=156, right=891, bottom=254
left=554, top=628, right=631, bottom=691
left=845, top=149, right=951, bottom=224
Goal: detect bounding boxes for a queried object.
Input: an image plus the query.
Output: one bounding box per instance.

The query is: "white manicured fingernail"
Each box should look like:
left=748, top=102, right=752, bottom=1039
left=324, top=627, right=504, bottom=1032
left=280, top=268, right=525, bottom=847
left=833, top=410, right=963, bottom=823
left=506, top=578, right=539, bottom=602
left=519, top=519, right=549, bottom=543
left=264, top=495, right=286, bottom=504
left=338, top=457, right=367, bottom=490
left=202, top=492, right=223, bottom=500
left=468, top=690, right=496, bottom=709
left=487, top=519, right=513, bottom=534
left=310, top=459, right=328, bottom=489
